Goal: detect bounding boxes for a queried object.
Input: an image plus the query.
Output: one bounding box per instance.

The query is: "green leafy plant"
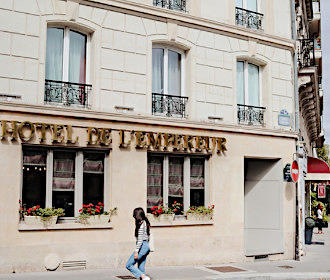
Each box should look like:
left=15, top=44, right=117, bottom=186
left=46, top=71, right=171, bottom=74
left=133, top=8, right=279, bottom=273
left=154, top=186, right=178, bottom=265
left=22, top=205, right=65, bottom=220
left=171, top=201, right=183, bottom=215
left=186, top=204, right=215, bottom=215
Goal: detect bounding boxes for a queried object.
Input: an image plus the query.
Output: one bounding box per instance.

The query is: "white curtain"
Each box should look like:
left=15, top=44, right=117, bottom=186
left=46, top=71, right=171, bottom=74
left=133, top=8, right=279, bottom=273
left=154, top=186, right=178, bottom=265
left=152, top=48, right=164, bottom=94
left=168, top=50, right=181, bottom=96
left=69, top=30, right=86, bottom=84
left=168, top=157, right=184, bottom=197
left=235, top=0, right=243, bottom=8
left=45, top=28, right=64, bottom=81
left=247, top=0, right=257, bottom=11
left=53, top=152, right=75, bottom=190
left=248, top=63, right=260, bottom=106
left=237, top=61, right=245, bottom=105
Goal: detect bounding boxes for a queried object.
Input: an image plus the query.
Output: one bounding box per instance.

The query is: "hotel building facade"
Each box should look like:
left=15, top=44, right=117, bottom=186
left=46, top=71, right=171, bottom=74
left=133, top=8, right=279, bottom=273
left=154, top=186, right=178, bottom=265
left=0, top=0, right=299, bottom=272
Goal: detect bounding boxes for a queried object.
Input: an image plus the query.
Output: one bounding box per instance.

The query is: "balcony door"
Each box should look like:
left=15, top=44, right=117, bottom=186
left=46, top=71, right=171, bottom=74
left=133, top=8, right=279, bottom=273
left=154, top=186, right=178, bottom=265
left=236, top=0, right=258, bottom=12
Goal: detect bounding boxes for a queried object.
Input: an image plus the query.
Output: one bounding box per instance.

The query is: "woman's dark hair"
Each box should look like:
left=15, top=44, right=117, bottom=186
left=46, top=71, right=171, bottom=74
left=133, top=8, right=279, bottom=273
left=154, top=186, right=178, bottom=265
left=133, top=207, right=150, bottom=237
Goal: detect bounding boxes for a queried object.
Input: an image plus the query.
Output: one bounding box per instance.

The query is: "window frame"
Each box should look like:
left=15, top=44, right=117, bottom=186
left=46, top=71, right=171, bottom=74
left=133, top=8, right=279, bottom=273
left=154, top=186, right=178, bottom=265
left=147, top=154, right=209, bottom=212
left=152, top=44, right=186, bottom=97
left=237, top=60, right=262, bottom=107
left=46, top=26, right=91, bottom=86
left=236, top=0, right=259, bottom=12
left=21, top=147, right=109, bottom=219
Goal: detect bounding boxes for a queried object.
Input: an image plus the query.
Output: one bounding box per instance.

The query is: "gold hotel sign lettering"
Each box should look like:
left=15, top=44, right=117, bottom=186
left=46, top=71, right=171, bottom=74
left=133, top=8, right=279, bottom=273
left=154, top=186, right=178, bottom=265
left=0, top=121, right=227, bottom=154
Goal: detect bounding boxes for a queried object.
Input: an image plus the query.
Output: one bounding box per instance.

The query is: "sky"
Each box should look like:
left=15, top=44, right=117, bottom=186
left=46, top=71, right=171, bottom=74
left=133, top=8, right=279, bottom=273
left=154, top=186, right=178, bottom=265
left=321, top=0, right=330, bottom=144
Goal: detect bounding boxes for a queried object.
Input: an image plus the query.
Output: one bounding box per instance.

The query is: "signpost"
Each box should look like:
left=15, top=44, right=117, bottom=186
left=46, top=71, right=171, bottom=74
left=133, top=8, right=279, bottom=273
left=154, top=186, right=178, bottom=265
left=291, top=160, right=299, bottom=183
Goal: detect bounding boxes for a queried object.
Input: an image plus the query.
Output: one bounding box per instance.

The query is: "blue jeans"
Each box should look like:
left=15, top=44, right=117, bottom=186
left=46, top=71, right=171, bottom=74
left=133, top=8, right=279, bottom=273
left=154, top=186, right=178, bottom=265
left=126, top=241, right=150, bottom=279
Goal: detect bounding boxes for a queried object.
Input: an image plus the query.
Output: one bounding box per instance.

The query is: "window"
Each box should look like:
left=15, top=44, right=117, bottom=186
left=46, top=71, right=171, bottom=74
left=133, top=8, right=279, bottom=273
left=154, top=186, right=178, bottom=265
left=235, top=0, right=263, bottom=30
left=21, top=147, right=107, bottom=218
left=147, top=154, right=207, bottom=213
left=152, top=46, right=188, bottom=118
left=237, top=61, right=260, bottom=107
left=237, top=61, right=265, bottom=125
left=153, top=0, right=187, bottom=12
left=44, top=27, right=91, bottom=107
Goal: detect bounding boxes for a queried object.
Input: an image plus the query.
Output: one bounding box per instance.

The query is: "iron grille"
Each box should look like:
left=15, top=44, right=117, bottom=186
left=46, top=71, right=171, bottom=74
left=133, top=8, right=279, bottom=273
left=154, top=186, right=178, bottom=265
left=152, top=93, right=188, bottom=118
left=237, top=104, right=266, bottom=126
left=235, top=7, right=263, bottom=30
left=153, top=0, right=187, bottom=12
left=44, top=80, right=91, bottom=107
left=297, top=39, right=316, bottom=69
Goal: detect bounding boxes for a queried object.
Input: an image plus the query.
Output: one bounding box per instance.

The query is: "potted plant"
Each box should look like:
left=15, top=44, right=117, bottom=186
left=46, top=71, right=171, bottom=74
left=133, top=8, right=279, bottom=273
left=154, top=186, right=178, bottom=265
left=78, top=202, right=117, bottom=225
left=23, top=205, right=65, bottom=226
left=186, top=205, right=214, bottom=221
left=148, top=204, right=174, bottom=222
left=171, top=201, right=183, bottom=215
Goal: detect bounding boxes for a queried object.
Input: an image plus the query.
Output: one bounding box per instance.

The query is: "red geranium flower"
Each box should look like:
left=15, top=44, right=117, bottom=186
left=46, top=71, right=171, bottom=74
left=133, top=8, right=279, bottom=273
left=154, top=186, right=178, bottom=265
left=79, top=209, right=82, bottom=212
left=96, top=209, right=100, bottom=213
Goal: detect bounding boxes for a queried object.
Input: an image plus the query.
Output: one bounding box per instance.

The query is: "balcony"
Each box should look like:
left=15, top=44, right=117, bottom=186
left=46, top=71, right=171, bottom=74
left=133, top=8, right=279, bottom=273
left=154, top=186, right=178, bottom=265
left=237, top=104, right=266, bottom=126
left=44, top=80, right=91, bottom=107
left=235, top=7, right=263, bottom=30
left=297, top=39, right=316, bottom=69
left=153, top=0, right=187, bottom=12
left=152, top=93, right=188, bottom=118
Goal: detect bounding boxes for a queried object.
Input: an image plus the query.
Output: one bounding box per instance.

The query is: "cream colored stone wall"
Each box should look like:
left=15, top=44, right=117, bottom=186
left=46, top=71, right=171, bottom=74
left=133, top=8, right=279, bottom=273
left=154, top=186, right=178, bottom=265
left=0, top=0, right=295, bottom=131
left=0, top=111, right=296, bottom=272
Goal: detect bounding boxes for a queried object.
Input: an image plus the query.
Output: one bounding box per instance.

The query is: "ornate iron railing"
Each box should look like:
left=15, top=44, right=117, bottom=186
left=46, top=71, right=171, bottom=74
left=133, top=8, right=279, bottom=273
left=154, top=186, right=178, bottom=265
left=237, top=104, right=266, bottom=126
left=153, top=0, right=187, bottom=12
left=235, top=7, right=263, bottom=30
left=44, top=80, right=91, bottom=107
left=152, top=93, right=188, bottom=118
left=298, top=39, right=316, bottom=68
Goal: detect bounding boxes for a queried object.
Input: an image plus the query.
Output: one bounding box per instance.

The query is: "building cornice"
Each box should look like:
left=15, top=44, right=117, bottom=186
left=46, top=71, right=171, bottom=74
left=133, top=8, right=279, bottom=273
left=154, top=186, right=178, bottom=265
left=81, top=0, right=295, bottom=51
left=0, top=102, right=298, bottom=139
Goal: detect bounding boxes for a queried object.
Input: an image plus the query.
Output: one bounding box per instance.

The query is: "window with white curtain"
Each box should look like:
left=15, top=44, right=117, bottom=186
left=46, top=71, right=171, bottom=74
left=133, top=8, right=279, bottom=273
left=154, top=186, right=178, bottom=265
left=152, top=46, right=184, bottom=96
left=46, top=27, right=88, bottom=84
left=147, top=154, right=208, bottom=213
left=235, top=0, right=258, bottom=11
left=236, top=61, right=260, bottom=107
left=21, top=147, right=107, bottom=218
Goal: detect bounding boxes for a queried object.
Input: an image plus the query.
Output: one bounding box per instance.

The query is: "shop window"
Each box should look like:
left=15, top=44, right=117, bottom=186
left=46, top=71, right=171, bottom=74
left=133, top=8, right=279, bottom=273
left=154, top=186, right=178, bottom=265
left=147, top=154, right=207, bottom=213
left=21, top=147, right=107, bottom=218
left=44, top=27, right=91, bottom=107
left=236, top=61, right=265, bottom=126
left=152, top=46, right=188, bottom=118
left=22, top=149, right=47, bottom=209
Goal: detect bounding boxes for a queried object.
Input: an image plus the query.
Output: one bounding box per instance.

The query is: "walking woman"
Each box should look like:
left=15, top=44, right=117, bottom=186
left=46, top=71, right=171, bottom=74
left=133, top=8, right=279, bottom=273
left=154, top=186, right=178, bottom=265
left=317, top=204, right=324, bottom=234
left=126, top=207, right=151, bottom=280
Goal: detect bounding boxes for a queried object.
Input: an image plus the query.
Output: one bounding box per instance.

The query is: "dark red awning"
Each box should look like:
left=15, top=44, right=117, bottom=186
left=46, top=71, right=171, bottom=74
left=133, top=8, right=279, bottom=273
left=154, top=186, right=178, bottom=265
left=307, top=157, right=330, bottom=173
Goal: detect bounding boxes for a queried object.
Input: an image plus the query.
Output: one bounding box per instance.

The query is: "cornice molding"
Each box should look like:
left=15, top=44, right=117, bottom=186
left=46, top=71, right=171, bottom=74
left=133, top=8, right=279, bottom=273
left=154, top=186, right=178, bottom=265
left=0, top=102, right=298, bottom=139
left=81, top=0, right=295, bottom=51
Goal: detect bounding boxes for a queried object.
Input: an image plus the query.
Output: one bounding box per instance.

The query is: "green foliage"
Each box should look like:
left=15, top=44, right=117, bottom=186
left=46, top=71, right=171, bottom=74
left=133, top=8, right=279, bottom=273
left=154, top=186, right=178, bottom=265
left=186, top=205, right=215, bottom=215
left=22, top=205, right=65, bottom=217
left=79, top=202, right=117, bottom=217
left=317, top=145, right=330, bottom=165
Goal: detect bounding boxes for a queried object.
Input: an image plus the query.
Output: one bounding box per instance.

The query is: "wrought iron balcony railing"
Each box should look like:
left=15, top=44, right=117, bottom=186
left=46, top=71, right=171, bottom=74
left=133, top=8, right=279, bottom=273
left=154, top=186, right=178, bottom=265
left=235, top=7, right=263, bottom=30
left=237, top=104, right=266, bottom=126
left=298, top=39, right=316, bottom=69
left=44, top=80, right=91, bottom=107
left=152, top=93, right=188, bottom=118
left=153, top=0, right=186, bottom=12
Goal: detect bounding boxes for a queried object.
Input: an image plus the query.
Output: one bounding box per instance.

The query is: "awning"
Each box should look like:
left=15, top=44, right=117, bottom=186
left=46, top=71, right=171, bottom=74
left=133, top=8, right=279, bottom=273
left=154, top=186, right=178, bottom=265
left=306, top=156, right=330, bottom=181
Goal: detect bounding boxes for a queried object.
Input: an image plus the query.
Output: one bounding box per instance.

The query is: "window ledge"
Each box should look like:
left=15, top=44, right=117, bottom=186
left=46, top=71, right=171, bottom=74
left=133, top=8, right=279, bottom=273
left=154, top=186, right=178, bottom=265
left=18, top=222, right=113, bottom=231
left=150, top=219, right=214, bottom=227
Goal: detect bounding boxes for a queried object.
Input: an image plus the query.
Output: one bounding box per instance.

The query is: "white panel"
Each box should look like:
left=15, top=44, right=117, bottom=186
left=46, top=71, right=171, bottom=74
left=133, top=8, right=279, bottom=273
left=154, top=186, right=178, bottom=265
left=244, top=159, right=283, bottom=256
left=46, top=150, right=53, bottom=208
left=75, top=151, right=83, bottom=217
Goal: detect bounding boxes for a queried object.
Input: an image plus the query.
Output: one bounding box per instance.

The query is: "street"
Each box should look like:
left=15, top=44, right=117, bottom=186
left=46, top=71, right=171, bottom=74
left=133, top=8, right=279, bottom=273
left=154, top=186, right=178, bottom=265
left=1, top=227, right=329, bottom=280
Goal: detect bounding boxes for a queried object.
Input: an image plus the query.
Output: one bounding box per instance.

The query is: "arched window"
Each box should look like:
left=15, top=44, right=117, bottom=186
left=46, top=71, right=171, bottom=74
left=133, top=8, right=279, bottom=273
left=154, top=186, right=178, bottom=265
left=45, top=27, right=91, bottom=107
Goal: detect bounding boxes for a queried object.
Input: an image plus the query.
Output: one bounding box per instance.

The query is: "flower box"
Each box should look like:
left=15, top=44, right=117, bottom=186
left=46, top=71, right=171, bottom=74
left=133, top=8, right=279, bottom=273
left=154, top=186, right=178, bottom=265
left=186, top=213, right=213, bottom=221
left=24, top=215, right=58, bottom=226
left=147, top=214, right=175, bottom=223
left=79, top=214, right=110, bottom=225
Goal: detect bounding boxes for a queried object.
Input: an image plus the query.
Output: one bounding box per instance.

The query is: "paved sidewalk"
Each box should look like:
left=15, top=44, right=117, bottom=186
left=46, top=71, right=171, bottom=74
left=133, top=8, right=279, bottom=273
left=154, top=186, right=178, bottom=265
left=1, top=228, right=329, bottom=280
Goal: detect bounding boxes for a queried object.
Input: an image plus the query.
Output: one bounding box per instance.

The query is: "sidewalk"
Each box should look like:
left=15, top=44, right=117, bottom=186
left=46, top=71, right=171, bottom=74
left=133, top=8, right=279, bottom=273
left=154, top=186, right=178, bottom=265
left=1, top=228, right=329, bottom=280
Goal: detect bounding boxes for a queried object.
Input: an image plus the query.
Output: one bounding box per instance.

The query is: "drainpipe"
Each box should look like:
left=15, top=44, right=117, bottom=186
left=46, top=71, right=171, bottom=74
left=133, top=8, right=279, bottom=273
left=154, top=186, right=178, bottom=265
left=290, top=0, right=304, bottom=261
